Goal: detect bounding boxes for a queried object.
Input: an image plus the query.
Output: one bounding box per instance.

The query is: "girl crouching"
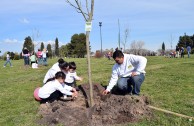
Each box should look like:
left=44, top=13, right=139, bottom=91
left=34, top=71, right=78, bottom=103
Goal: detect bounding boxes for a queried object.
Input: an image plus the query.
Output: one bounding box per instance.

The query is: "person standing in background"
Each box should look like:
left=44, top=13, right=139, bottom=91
left=22, top=47, right=30, bottom=67
left=175, top=46, right=180, bottom=58
left=42, top=48, right=48, bottom=66
left=30, top=51, right=37, bottom=65
left=37, top=49, right=43, bottom=65
left=3, top=52, right=12, bottom=67
left=180, top=47, right=184, bottom=58
left=186, top=45, right=191, bottom=58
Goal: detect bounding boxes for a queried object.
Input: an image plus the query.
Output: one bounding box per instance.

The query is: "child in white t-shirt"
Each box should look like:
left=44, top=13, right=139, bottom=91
left=65, top=62, right=83, bottom=87
left=34, top=71, right=78, bottom=103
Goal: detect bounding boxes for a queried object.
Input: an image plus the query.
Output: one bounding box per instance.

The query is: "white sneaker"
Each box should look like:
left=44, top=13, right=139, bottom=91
left=3, top=66, right=5, bottom=67
left=63, top=95, right=67, bottom=99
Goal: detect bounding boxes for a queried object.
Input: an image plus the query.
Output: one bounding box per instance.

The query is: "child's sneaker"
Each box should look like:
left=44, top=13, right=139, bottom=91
left=63, top=95, right=67, bottom=99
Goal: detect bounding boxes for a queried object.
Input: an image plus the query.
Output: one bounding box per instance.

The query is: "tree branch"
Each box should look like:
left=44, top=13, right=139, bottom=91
left=66, top=0, right=89, bottom=21
left=85, top=0, right=90, bottom=15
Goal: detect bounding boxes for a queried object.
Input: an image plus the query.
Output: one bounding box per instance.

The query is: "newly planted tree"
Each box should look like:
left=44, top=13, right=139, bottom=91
left=66, top=0, right=94, bottom=106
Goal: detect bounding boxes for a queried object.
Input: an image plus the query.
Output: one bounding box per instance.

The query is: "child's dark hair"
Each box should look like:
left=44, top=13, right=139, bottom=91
left=55, top=71, right=66, bottom=79
left=58, top=58, right=69, bottom=69
left=69, top=61, right=76, bottom=70
left=46, top=71, right=66, bottom=83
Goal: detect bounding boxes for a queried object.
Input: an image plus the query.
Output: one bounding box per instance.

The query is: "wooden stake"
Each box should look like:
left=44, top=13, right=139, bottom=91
left=148, top=105, right=194, bottom=120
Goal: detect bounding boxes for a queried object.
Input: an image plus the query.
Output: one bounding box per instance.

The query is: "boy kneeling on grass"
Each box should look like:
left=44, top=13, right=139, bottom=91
left=34, top=71, right=78, bottom=103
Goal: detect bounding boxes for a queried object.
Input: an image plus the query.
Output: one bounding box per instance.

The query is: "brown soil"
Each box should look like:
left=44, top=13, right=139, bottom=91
left=37, top=83, right=152, bottom=126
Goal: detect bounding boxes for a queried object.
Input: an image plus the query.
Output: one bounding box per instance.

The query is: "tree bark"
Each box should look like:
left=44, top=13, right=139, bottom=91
left=86, top=31, right=94, bottom=106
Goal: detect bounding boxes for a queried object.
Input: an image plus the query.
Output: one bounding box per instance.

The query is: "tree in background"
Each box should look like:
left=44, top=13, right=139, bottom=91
left=162, top=42, right=165, bottom=51
left=71, top=33, right=86, bottom=58
left=23, top=36, right=34, bottom=53
left=177, top=33, right=193, bottom=48
left=59, top=45, right=68, bottom=57
left=162, top=42, right=165, bottom=55
left=61, top=33, right=87, bottom=58
left=55, top=38, right=59, bottom=57
left=10, top=52, right=15, bottom=60
left=122, top=27, right=130, bottom=52
left=40, top=42, right=44, bottom=51
left=47, top=44, right=52, bottom=58
left=130, top=40, right=145, bottom=55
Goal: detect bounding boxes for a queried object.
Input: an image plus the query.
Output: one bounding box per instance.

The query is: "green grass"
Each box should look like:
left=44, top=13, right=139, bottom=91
left=0, top=56, right=194, bottom=126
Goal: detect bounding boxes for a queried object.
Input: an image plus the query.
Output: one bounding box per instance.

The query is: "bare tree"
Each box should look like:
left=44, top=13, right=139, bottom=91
left=31, top=28, right=41, bottom=51
left=130, top=40, right=145, bottom=55
left=169, top=34, right=174, bottom=50
left=137, top=41, right=145, bottom=55
left=66, top=0, right=94, bottom=107
left=122, top=27, right=130, bottom=52
left=118, top=19, right=121, bottom=49
left=130, top=40, right=138, bottom=55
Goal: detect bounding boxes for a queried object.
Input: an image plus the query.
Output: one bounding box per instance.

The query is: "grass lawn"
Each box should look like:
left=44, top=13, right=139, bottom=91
left=0, top=55, right=194, bottom=126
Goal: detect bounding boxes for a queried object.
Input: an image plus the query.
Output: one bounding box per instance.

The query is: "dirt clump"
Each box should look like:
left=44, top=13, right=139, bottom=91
left=37, top=83, right=152, bottom=126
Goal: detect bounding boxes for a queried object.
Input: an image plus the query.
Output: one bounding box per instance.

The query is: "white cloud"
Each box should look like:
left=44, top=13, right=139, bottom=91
left=19, top=18, right=30, bottom=24
left=3, top=38, right=20, bottom=44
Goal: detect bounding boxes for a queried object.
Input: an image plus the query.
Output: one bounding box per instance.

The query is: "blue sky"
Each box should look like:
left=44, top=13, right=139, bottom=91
left=0, top=0, right=194, bottom=55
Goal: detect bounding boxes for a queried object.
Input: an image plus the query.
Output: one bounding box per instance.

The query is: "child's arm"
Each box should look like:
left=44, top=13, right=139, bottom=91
left=63, top=84, right=78, bottom=97
left=74, top=72, right=83, bottom=81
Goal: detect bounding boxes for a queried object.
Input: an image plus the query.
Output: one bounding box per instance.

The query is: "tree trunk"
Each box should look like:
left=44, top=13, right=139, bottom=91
left=86, top=31, right=94, bottom=107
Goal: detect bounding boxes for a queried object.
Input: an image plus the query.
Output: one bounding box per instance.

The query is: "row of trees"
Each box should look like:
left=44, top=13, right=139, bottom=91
left=1, top=33, right=87, bottom=60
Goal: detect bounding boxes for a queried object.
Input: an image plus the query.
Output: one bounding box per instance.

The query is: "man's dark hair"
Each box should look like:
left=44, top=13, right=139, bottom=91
left=113, top=50, right=124, bottom=59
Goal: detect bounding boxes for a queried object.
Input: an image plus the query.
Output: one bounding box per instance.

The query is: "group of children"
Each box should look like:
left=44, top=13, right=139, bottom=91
left=21, top=47, right=48, bottom=68
left=34, top=58, right=82, bottom=103
left=30, top=48, right=48, bottom=68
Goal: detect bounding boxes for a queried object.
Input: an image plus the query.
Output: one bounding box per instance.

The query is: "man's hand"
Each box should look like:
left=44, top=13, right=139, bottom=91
left=131, top=72, right=138, bottom=77
left=102, top=90, right=110, bottom=95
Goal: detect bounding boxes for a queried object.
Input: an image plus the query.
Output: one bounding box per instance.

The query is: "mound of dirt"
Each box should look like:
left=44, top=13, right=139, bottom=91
left=37, top=83, right=152, bottom=126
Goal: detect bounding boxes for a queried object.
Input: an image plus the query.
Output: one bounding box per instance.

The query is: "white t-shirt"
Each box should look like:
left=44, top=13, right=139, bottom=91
left=43, top=62, right=61, bottom=83
left=42, top=50, right=48, bottom=58
left=38, top=79, right=73, bottom=99
left=65, top=71, right=81, bottom=83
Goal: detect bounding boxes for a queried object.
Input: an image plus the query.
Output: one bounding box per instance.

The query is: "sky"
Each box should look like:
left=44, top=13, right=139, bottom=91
left=0, top=0, right=194, bottom=55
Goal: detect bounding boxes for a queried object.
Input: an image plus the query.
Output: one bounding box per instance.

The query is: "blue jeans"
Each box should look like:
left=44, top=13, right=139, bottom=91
left=24, top=56, right=29, bottom=65
left=42, top=57, right=47, bottom=65
left=4, top=59, right=12, bottom=66
left=188, top=52, right=190, bottom=58
left=117, top=73, right=145, bottom=95
left=38, top=57, right=43, bottom=65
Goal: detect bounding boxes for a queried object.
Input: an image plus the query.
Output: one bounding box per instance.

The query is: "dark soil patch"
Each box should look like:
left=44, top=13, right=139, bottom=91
left=37, top=83, right=152, bottom=126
